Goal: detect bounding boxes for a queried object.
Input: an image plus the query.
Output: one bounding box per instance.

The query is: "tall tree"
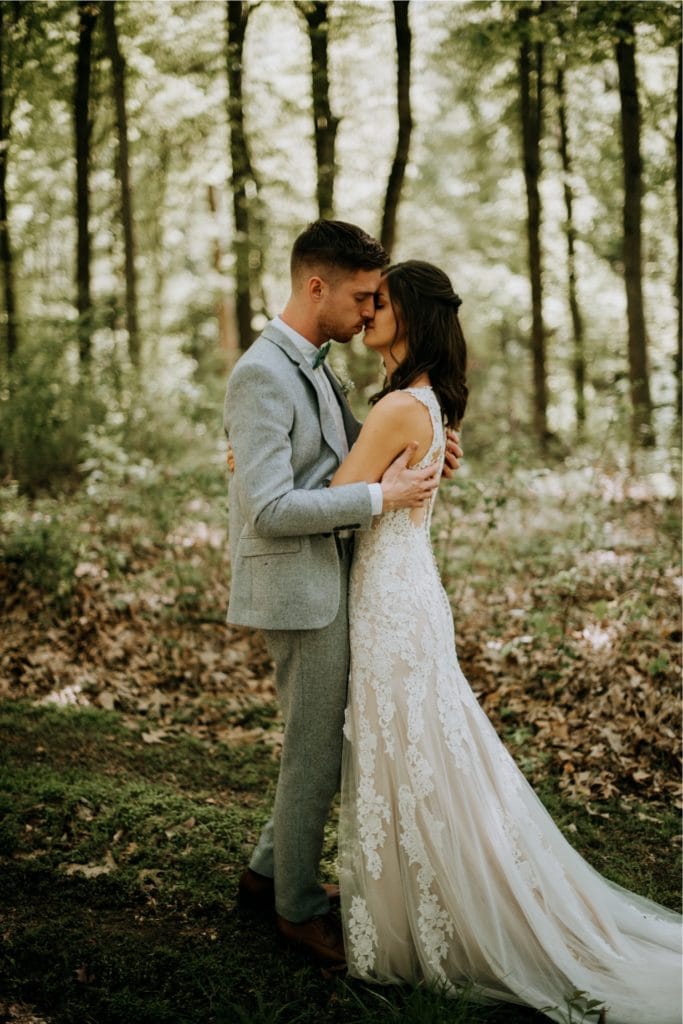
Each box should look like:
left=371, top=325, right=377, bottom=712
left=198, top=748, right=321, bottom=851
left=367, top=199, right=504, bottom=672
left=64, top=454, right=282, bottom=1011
left=226, top=0, right=261, bottom=350
left=552, top=13, right=586, bottom=436
left=518, top=4, right=548, bottom=445
left=675, top=43, right=681, bottom=423
left=102, top=0, right=140, bottom=367
left=0, top=1, right=21, bottom=368
left=614, top=9, right=654, bottom=446
left=74, top=0, right=98, bottom=366
left=297, top=1, right=338, bottom=219
left=380, top=0, right=413, bottom=256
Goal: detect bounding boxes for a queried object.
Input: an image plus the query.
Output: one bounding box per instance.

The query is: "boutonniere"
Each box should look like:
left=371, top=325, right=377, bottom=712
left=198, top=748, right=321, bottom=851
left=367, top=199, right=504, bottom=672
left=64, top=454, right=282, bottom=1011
left=329, top=364, right=355, bottom=397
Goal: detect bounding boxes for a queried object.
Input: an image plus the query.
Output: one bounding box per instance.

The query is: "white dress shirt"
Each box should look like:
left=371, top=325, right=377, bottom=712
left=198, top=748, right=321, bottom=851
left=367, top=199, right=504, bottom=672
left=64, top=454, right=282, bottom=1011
left=272, top=317, right=383, bottom=515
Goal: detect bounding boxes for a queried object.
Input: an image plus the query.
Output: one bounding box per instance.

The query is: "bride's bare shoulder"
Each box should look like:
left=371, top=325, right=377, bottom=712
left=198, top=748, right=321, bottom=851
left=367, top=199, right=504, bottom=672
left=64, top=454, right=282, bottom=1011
left=362, top=390, right=433, bottom=454
left=367, top=390, right=432, bottom=429
left=370, top=389, right=429, bottom=415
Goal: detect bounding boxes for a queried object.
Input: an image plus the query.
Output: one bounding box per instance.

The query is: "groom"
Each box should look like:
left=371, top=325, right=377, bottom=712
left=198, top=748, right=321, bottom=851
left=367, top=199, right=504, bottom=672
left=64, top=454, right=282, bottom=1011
left=224, top=220, right=455, bottom=967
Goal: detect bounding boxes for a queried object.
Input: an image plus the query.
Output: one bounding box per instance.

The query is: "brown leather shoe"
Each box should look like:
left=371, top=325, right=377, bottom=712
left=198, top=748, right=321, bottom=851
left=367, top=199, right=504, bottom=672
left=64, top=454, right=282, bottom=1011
left=238, top=868, right=340, bottom=912
left=276, top=911, right=346, bottom=967
left=238, top=868, right=275, bottom=911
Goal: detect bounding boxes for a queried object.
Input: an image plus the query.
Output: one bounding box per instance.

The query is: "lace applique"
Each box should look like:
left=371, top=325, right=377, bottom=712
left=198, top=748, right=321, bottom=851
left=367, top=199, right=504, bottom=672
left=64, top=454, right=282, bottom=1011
left=355, top=683, right=391, bottom=879
left=348, top=895, right=378, bottom=974
left=405, top=743, right=435, bottom=799
left=404, top=666, right=427, bottom=745
left=435, top=679, right=473, bottom=773
left=422, top=806, right=446, bottom=858
left=398, top=785, right=454, bottom=975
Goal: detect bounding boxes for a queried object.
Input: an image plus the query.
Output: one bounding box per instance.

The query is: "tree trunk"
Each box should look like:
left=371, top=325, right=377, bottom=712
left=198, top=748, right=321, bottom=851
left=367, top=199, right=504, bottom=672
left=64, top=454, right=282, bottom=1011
left=102, top=0, right=140, bottom=368
left=226, top=0, right=258, bottom=349
left=555, top=62, right=586, bottom=436
left=380, top=0, right=412, bottom=257
left=74, top=0, right=97, bottom=366
left=615, top=13, right=654, bottom=446
left=675, top=43, right=681, bottom=424
left=0, top=0, right=18, bottom=368
left=207, top=183, right=237, bottom=354
left=518, top=6, right=548, bottom=446
left=299, top=1, right=338, bottom=219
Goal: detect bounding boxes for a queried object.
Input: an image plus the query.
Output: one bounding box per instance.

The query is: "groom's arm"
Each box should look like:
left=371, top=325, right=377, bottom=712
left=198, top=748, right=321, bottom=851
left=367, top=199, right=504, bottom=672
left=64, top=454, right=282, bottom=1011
left=226, top=430, right=463, bottom=478
left=225, top=360, right=375, bottom=539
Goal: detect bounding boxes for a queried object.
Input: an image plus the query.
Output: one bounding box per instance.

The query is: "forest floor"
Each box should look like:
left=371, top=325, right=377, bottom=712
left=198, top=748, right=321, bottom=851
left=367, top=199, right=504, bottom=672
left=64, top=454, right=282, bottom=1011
left=0, top=446, right=680, bottom=1024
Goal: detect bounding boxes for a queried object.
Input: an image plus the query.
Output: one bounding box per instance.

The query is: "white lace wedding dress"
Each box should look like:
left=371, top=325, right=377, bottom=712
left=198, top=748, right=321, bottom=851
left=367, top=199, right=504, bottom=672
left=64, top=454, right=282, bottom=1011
left=339, top=387, right=681, bottom=1023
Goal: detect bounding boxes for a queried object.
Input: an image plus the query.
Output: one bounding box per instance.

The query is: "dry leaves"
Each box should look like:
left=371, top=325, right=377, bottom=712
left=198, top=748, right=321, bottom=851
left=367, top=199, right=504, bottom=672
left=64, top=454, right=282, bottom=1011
left=0, top=497, right=679, bottom=808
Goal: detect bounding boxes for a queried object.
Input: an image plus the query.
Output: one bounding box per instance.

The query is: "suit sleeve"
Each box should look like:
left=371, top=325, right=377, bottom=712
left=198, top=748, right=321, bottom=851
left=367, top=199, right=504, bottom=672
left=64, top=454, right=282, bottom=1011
left=224, top=359, right=374, bottom=538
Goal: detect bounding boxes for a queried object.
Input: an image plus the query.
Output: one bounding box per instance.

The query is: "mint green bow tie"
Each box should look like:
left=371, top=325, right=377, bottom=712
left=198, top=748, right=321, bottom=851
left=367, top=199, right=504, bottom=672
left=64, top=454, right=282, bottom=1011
left=312, top=341, right=331, bottom=369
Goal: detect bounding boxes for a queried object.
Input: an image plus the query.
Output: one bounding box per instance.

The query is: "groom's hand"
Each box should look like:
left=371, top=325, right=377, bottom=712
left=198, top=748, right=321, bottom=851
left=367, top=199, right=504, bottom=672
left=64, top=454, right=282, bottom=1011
left=442, top=429, right=463, bottom=479
left=380, top=443, right=440, bottom=511
left=226, top=442, right=235, bottom=473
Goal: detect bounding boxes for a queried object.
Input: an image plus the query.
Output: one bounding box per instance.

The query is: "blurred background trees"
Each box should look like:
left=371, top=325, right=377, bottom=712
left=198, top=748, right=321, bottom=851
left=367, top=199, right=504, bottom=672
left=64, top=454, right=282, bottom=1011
left=0, top=0, right=679, bottom=495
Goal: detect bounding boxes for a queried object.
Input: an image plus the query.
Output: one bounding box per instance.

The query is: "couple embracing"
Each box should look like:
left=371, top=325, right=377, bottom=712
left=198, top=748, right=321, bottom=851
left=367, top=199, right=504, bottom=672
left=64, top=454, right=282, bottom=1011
left=224, top=220, right=680, bottom=1023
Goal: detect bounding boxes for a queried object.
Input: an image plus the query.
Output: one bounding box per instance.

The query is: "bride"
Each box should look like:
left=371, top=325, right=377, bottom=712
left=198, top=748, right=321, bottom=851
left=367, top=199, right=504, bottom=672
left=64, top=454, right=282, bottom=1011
left=330, top=260, right=681, bottom=1023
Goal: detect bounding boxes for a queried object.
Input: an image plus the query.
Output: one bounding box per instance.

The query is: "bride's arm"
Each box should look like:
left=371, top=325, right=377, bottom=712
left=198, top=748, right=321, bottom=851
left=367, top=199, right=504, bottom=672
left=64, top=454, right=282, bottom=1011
left=331, top=392, right=434, bottom=487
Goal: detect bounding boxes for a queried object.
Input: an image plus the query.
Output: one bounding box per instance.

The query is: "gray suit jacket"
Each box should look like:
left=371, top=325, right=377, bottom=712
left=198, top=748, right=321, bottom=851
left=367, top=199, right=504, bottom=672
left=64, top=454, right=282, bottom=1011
left=224, top=323, right=374, bottom=630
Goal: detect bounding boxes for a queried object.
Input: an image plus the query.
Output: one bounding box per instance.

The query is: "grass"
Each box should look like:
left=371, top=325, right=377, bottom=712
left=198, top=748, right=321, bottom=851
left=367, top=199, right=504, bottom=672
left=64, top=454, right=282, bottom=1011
left=0, top=700, right=679, bottom=1024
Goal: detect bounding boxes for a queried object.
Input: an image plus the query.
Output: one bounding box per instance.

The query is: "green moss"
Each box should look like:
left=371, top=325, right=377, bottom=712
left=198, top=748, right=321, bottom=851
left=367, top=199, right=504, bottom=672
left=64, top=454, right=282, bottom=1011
left=0, top=701, right=678, bottom=1024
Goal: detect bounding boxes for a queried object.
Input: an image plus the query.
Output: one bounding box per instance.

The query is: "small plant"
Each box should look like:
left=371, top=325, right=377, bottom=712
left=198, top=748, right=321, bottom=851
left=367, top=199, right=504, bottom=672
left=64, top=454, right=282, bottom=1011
left=1, top=509, right=80, bottom=611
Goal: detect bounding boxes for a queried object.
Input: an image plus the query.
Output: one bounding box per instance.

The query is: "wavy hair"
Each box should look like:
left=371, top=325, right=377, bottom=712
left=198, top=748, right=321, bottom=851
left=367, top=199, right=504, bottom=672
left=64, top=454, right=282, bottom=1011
left=369, top=260, right=468, bottom=428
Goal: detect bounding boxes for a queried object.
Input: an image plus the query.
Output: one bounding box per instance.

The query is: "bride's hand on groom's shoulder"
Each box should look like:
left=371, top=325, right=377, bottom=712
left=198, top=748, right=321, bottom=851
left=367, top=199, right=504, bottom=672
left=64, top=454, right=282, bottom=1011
left=442, top=429, right=463, bottom=480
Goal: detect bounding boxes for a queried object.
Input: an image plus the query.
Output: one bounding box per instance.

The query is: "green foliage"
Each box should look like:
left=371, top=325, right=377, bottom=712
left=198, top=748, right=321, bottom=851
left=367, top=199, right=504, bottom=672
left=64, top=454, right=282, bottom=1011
left=0, top=332, right=105, bottom=495
left=0, top=320, right=221, bottom=497
left=0, top=502, right=80, bottom=611
left=2, top=0, right=679, bottom=463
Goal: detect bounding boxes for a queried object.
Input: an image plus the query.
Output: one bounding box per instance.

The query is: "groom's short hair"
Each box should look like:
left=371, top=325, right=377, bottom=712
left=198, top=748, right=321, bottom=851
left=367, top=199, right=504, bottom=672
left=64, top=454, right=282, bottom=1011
left=291, top=220, right=388, bottom=281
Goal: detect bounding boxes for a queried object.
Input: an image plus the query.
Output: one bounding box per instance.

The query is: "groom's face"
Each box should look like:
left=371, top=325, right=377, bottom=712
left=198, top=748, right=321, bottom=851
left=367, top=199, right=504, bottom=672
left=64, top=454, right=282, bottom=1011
left=317, top=268, right=382, bottom=344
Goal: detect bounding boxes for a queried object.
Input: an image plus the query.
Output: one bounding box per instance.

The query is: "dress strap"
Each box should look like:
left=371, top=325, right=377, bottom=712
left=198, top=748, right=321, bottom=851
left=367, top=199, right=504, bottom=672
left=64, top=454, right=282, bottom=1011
left=401, top=387, right=444, bottom=468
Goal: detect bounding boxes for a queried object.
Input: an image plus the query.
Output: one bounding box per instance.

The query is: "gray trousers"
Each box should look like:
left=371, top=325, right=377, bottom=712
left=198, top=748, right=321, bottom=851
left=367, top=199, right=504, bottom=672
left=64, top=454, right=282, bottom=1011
left=250, top=539, right=352, bottom=922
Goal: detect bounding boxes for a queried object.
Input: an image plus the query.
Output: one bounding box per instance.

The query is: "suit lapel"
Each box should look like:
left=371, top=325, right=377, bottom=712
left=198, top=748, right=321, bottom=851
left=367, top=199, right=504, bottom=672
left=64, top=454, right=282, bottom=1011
left=263, top=327, right=346, bottom=462
left=323, top=364, right=361, bottom=446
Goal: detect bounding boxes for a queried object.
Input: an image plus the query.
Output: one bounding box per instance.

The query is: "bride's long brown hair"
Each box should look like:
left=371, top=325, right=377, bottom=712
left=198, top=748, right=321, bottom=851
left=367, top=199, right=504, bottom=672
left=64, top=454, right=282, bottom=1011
left=369, top=260, right=468, bottom=429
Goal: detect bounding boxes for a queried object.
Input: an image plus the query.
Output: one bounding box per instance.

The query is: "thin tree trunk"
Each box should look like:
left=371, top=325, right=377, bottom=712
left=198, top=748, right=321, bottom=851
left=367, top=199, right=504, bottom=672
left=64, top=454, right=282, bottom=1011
left=0, top=1, right=18, bottom=367
left=298, top=1, right=338, bottom=219
left=518, top=5, right=548, bottom=445
left=380, top=0, right=412, bottom=257
left=555, top=62, right=586, bottom=435
left=102, top=0, right=140, bottom=367
left=207, top=183, right=237, bottom=353
left=226, top=0, right=256, bottom=349
left=74, top=1, right=97, bottom=366
left=674, top=44, right=681, bottom=423
left=615, top=13, right=654, bottom=447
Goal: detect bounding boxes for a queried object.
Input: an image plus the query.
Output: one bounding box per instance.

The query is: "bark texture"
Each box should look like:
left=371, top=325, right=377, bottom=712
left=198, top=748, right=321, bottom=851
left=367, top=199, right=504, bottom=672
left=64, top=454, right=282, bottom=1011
left=518, top=5, right=548, bottom=445
left=380, top=0, right=413, bottom=257
left=74, top=1, right=98, bottom=365
left=555, top=61, right=586, bottom=434
left=227, top=0, right=255, bottom=349
left=0, top=0, right=18, bottom=366
left=102, top=0, right=140, bottom=367
left=298, top=1, right=338, bottom=219
left=615, top=13, right=654, bottom=446
left=675, top=43, right=681, bottom=422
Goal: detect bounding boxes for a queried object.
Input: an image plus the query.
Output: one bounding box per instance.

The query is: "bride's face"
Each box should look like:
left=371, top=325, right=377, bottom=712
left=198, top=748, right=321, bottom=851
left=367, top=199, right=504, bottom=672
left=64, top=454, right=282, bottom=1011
left=363, top=280, right=407, bottom=371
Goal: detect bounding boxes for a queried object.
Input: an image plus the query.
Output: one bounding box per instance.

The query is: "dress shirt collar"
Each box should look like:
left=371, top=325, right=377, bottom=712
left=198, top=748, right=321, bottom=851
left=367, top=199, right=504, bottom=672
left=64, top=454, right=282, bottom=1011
left=272, top=316, right=326, bottom=368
